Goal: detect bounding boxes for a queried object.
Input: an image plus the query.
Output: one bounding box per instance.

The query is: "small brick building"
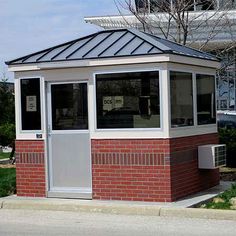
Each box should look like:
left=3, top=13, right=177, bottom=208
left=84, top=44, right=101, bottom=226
left=6, top=29, right=220, bottom=202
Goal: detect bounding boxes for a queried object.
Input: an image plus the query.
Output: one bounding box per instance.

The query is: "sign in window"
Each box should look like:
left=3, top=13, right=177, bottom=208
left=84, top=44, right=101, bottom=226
left=20, top=78, right=41, bottom=130
left=96, top=71, right=160, bottom=129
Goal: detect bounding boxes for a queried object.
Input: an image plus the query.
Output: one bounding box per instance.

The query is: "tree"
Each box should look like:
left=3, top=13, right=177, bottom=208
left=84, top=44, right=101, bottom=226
left=0, top=73, right=15, bottom=146
left=115, top=0, right=236, bottom=51
left=115, top=0, right=236, bottom=110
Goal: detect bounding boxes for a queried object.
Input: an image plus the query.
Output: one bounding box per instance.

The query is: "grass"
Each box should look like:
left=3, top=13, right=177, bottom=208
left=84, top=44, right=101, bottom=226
left=0, top=152, right=11, bottom=160
left=0, top=167, right=16, bottom=197
left=203, top=184, right=236, bottom=210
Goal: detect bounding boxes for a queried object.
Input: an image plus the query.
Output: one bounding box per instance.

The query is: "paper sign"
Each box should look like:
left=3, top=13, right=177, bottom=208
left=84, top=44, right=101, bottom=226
left=26, top=96, right=37, bottom=112
left=103, top=96, right=124, bottom=111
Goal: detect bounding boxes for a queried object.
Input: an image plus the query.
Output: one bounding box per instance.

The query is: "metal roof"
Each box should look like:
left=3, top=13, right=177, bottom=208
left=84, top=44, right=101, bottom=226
left=6, top=28, right=218, bottom=65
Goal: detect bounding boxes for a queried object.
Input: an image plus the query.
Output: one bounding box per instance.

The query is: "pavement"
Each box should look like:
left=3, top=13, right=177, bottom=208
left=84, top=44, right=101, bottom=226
left=1, top=209, right=236, bottom=236
left=1, top=181, right=236, bottom=221
left=0, top=158, right=10, bottom=164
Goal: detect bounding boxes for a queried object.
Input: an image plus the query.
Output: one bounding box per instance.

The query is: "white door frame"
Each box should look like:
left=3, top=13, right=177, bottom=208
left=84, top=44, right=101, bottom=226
left=46, top=81, right=92, bottom=199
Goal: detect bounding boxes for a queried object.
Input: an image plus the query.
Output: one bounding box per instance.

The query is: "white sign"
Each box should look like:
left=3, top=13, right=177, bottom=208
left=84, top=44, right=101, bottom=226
left=103, top=96, right=124, bottom=111
left=26, top=96, right=37, bottom=112
left=114, top=96, right=123, bottom=109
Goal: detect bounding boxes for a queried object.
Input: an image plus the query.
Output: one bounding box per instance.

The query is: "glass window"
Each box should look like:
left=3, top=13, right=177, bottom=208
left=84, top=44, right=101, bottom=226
left=197, top=74, right=216, bottom=125
left=51, top=83, right=88, bottom=130
left=196, top=0, right=215, bottom=10
left=96, top=71, right=160, bottom=129
left=20, top=78, right=41, bottom=130
left=170, top=71, right=194, bottom=127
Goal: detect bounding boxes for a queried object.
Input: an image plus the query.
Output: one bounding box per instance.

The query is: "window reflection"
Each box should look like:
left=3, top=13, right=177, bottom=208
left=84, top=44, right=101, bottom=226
left=21, top=78, right=41, bottom=130
left=51, top=83, right=88, bottom=130
left=170, top=71, right=194, bottom=128
left=197, top=74, right=216, bottom=125
left=96, top=71, right=160, bottom=129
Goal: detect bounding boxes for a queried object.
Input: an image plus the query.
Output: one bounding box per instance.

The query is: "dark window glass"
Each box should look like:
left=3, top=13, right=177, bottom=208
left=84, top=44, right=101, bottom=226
left=196, top=0, right=215, bottom=10
left=170, top=71, right=194, bottom=127
left=96, top=71, right=160, bottom=129
left=217, top=113, right=236, bottom=129
left=51, top=83, right=88, bottom=130
left=197, top=74, right=216, bottom=125
left=21, top=78, right=41, bottom=130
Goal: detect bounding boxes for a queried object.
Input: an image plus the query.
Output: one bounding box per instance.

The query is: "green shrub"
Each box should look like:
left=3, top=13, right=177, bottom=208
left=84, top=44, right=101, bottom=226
left=205, top=201, right=231, bottom=210
left=218, top=184, right=236, bottom=202
left=0, top=123, right=15, bottom=146
left=0, top=168, right=16, bottom=197
left=204, top=184, right=236, bottom=210
left=219, top=128, right=236, bottom=167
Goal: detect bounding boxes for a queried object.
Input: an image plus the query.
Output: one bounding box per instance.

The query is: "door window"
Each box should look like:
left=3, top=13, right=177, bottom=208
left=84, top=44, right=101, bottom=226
left=51, top=83, right=88, bottom=130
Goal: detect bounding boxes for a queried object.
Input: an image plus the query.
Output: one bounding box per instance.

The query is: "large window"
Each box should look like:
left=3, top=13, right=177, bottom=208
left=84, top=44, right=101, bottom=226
left=197, top=74, right=216, bottom=125
left=20, top=78, right=41, bottom=130
left=96, top=71, right=160, bottom=129
left=170, top=71, right=194, bottom=127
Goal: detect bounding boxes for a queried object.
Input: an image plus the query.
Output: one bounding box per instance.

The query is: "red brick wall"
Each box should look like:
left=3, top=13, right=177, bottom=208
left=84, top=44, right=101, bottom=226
left=92, top=139, right=172, bottom=202
left=15, top=140, right=46, bottom=197
left=170, top=133, right=219, bottom=201
left=14, top=133, right=219, bottom=201
left=92, top=133, right=220, bottom=202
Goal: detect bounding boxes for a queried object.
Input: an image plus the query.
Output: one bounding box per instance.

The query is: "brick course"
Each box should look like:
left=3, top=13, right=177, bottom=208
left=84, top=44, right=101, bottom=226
left=169, top=133, right=219, bottom=201
left=15, top=133, right=219, bottom=201
left=92, top=133, right=219, bottom=202
left=15, top=140, right=46, bottom=197
left=92, top=139, right=171, bottom=202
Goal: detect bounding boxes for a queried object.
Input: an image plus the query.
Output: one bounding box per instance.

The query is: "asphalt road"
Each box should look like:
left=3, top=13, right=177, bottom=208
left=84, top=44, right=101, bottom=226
left=0, top=209, right=236, bottom=236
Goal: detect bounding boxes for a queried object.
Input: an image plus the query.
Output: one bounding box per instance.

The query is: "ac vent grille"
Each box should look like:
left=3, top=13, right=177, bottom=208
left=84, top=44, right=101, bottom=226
left=198, top=144, right=226, bottom=169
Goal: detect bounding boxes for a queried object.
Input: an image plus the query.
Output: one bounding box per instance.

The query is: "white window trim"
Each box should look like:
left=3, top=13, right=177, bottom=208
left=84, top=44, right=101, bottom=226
left=169, top=70, right=195, bottom=129
left=196, top=72, right=217, bottom=126
left=17, top=76, right=44, bottom=134
left=46, top=80, right=89, bottom=134
left=93, top=68, right=163, bottom=133
left=168, top=69, right=217, bottom=131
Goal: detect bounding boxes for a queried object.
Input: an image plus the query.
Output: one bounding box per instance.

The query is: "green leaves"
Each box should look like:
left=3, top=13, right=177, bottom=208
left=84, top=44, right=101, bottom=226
left=0, top=78, right=15, bottom=146
left=219, top=128, right=236, bottom=167
left=0, top=168, right=16, bottom=197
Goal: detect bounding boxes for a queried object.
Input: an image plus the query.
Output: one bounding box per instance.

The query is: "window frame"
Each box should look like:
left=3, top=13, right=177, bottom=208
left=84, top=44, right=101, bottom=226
left=94, top=68, right=163, bottom=132
left=169, top=70, right=217, bottom=130
left=48, top=81, right=89, bottom=133
left=169, top=70, right=194, bottom=128
left=18, top=77, right=43, bottom=133
left=196, top=73, right=217, bottom=126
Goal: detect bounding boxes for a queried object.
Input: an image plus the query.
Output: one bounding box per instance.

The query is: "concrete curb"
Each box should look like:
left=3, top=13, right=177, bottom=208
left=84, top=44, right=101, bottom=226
left=160, top=207, right=236, bottom=221
left=1, top=199, right=162, bottom=216
left=1, top=198, right=236, bottom=220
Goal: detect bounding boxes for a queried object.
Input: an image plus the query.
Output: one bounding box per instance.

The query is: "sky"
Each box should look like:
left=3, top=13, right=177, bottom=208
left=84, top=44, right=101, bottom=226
left=0, top=0, right=121, bottom=81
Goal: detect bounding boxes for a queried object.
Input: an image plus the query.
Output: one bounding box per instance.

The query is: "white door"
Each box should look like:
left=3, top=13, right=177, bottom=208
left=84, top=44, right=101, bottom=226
left=47, top=82, right=92, bottom=198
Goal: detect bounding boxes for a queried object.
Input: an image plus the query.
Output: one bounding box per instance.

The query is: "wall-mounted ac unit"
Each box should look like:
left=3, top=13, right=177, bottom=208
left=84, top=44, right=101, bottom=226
left=198, top=144, right=226, bottom=169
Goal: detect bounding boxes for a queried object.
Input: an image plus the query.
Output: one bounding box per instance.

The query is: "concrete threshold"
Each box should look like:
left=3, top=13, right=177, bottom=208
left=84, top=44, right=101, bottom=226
left=1, top=181, right=235, bottom=221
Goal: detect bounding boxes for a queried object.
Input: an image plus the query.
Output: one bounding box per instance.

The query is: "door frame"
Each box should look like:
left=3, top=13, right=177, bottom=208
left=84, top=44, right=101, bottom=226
left=46, top=80, right=92, bottom=198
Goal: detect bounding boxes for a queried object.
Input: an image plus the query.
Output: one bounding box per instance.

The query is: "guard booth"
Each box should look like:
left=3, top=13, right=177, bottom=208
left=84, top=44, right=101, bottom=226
left=6, top=28, right=221, bottom=202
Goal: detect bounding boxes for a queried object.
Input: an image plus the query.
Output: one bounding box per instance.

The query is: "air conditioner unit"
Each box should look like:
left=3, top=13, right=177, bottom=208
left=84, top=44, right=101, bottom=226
left=198, top=144, right=226, bottom=169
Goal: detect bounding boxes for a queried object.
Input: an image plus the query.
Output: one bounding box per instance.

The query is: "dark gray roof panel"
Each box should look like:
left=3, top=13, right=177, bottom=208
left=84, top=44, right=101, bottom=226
left=70, top=32, right=112, bottom=59
left=53, top=38, right=91, bottom=60
left=6, top=28, right=218, bottom=65
left=149, top=34, right=216, bottom=60
left=102, top=32, right=135, bottom=57
left=132, top=42, right=159, bottom=55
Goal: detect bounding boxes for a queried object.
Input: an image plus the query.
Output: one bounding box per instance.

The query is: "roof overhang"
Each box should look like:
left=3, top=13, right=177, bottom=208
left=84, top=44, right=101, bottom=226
left=8, top=54, right=220, bottom=72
